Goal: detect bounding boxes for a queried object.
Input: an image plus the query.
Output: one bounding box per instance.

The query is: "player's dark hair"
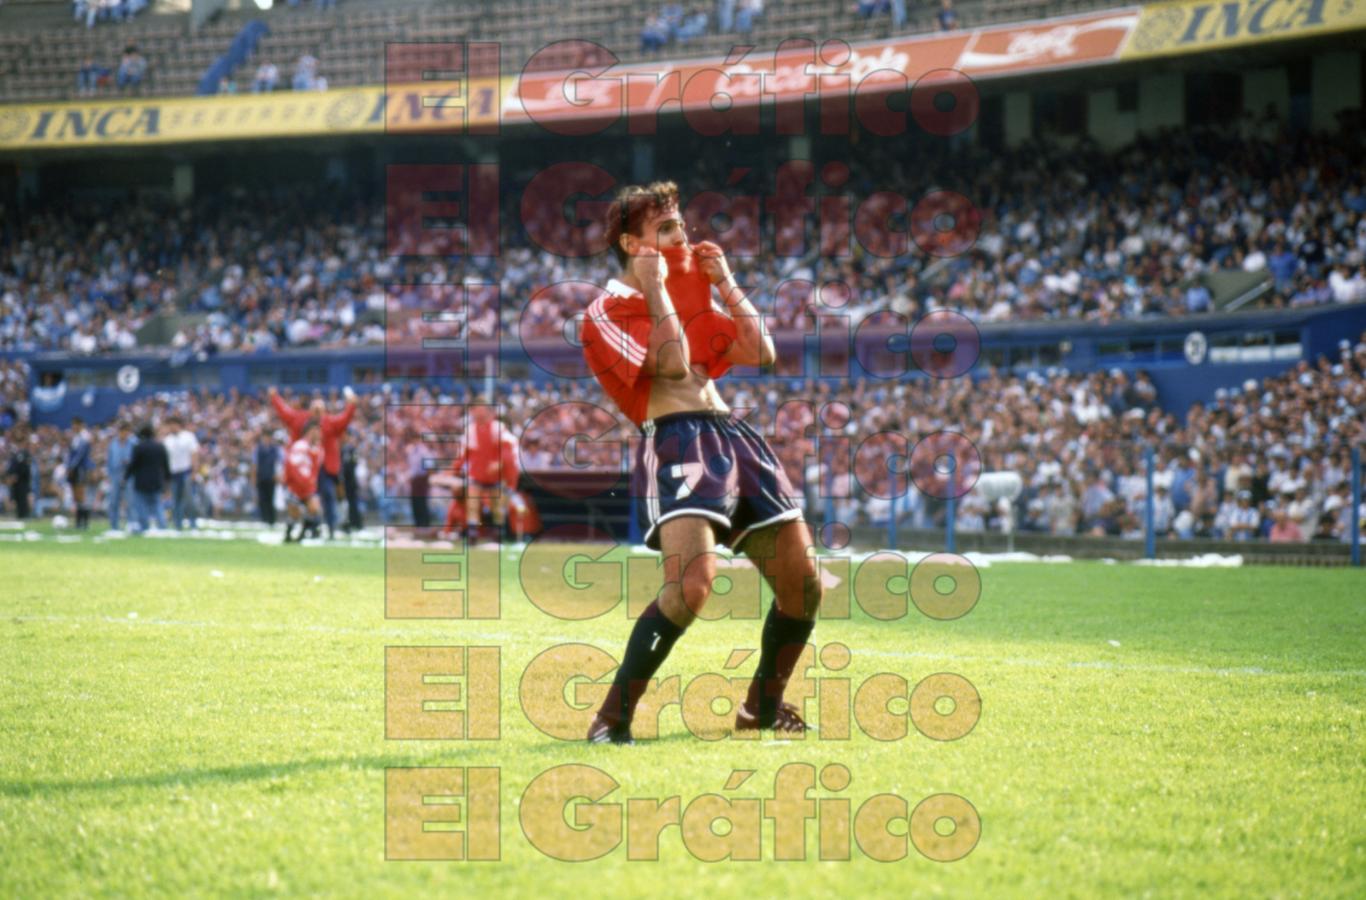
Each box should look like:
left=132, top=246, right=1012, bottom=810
left=138, top=423, right=155, bottom=440
left=605, top=181, right=680, bottom=268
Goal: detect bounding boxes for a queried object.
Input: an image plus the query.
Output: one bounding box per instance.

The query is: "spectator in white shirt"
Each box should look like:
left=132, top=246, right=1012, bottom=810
left=1225, top=490, right=1260, bottom=541
left=164, top=416, right=200, bottom=530
left=1242, top=247, right=1267, bottom=272
left=252, top=62, right=279, bottom=93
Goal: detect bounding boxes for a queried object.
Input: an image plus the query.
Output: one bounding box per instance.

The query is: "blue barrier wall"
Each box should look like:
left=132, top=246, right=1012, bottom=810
left=20, top=301, right=1366, bottom=427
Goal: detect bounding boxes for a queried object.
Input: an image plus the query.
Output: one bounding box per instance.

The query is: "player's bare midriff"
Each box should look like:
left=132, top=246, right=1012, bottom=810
left=646, top=362, right=729, bottom=422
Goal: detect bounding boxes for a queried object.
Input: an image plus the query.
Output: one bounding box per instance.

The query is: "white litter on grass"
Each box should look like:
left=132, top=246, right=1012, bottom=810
left=1107, top=640, right=1122, bottom=648
left=209, top=570, right=225, bottom=578
left=56, top=535, right=84, bottom=543
left=843, top=550, right=1077, bottom=567
left=1132, top=553, right=1243, bottom=568
left=313, top=575, right=324, bottom=583
left=127, top=612, right=138, bottom=619
left=0, top=520, right=22, bottom=530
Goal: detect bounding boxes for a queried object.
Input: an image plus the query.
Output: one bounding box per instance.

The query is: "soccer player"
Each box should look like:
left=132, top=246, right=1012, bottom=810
left=460, top=405, right=519, bottom=543
left=269, top=385, right=356, bottom=539
left=579, top=181, right=822, bottom=743
left=281, top=421, right=325, bottom=543
left=434, top=407, right=520, bottom=542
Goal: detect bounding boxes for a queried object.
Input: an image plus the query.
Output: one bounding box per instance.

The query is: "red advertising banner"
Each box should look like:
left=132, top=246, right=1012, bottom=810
left=499, top=9, right=1141, bottom=130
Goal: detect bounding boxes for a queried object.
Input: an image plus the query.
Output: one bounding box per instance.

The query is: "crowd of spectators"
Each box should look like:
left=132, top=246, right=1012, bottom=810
left=643, top=0, right=766, bottom=51
left=290, top=52, right=327, bottom=92
left=75, top=44, right=148, bottom=96
left=642, top=3, right=709, bottom=53
left=3, top=332, right=1363, bottom=545
left=849, top=0, right=954, bottom=31
left=855, top=0, right=907, bottom=30
left=659, top=120, right=1366, bottom=327
left=3, top=123, right=1364, bottom=356
left=72, top=0, right=147, bottom=30
left=79, top=47, right=324, bottom=98
left=937, top=0, right=958, bottom=31
left=0, top=360, right=29, bottom=430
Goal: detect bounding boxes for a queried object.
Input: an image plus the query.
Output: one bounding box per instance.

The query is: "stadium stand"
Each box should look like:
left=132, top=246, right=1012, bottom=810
left=3, top=123, right=1363, bottom=354
left=3, top=341, right=1364, bottom=546
left=0, top=0, right=1124, bottom=103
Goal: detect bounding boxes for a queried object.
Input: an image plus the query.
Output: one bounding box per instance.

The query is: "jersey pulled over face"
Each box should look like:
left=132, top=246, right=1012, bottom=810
left=581, top=244, right=737, bottom=426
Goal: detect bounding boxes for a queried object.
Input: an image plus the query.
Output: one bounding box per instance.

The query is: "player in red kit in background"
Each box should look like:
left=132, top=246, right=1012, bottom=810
left=579, top=181, right=822, bottom=743
left=461, top=405, right=520, bottom=543
left=269, top=385, right=357, bottom=539
left=434, top=406, right=523, bottom=542
left=282, top=421, right=325, bottom=543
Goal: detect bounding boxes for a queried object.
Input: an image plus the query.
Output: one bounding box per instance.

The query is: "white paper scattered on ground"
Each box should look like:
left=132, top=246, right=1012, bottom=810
left=1132, top=553, right=1243, bottom=568
left=1, top=522, right=1250, bottom=568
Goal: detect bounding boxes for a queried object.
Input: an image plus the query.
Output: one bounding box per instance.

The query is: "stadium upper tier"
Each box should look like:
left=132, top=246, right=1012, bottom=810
left=0, top=0, right=1111, bottom=104
left=2, top=124, right=1363, bottom=354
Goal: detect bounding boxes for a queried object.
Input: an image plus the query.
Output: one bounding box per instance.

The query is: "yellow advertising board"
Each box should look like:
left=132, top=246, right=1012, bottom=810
left=0, top=79, right=506, bottom=150
left=1123, top=0, right=1366, bottom=58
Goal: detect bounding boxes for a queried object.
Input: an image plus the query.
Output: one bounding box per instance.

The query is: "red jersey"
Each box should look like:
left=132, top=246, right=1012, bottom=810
left=283, top=437, right=323, bottom=500
left=462, top=417, right=519, bottom=488
left=580, top=266, right=737, bottom=426
left=271, top=393, right=356, bottom=475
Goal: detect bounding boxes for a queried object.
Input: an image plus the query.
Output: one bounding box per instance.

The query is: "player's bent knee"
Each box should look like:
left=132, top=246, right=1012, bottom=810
left=680, top=571, right=713, bottom=616
left=658, top=585, right=697, bottom=628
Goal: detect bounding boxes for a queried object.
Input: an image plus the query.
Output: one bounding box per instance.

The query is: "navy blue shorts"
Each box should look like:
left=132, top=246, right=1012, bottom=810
left=634, top=410, right=804, bottom=551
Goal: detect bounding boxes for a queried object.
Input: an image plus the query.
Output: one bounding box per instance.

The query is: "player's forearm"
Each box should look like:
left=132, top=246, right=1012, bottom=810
left=718, top=276, right=775, bottom=367
left=643, top=283, right=691, bottom=379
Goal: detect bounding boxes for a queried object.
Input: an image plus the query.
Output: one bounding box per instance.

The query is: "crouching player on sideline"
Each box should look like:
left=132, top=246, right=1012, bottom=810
left=438, top=478, right=542, bottom=544
left=282, top=422, right=325, bottom=543
left=579, top=181, right=822, bottom=744
left=462, top=406, right=519, bottom=543
left=432, top=405, right=521, bottom=543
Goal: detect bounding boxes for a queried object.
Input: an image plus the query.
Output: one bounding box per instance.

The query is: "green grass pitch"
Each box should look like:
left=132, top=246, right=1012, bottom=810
left=1, top=534, right=1363, bottom=897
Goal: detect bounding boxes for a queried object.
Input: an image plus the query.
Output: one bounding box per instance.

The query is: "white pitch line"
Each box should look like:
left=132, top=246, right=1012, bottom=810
left=6, top=614, right=1364, bottom=680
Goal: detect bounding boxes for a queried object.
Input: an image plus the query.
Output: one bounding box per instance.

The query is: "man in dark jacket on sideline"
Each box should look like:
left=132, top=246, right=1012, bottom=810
left=341, top=442, right=362, bottom=533
left=126, top=422, right=170, bottom=533
left=254, top=429, right=281, bottom=526
left=6, top=424, right=34, bottom=519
